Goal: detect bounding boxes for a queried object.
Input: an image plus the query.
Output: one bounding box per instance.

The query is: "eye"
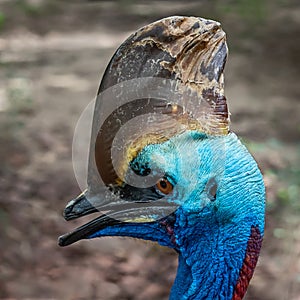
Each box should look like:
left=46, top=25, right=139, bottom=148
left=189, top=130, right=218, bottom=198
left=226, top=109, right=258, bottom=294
left=156, top=178, right=173, bottom=194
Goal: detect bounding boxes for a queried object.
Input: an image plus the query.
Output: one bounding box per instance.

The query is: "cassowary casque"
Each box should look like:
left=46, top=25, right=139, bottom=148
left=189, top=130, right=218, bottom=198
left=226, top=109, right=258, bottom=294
left=59, top=16, right=265, bottom=300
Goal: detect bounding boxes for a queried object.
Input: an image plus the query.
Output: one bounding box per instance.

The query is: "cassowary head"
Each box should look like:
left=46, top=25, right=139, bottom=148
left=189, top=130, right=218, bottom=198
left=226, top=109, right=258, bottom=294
left=59, top=16, right=265, bottom=300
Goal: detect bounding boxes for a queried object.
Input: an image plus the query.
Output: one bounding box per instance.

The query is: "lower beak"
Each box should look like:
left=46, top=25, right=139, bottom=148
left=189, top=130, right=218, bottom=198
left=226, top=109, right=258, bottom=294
left=58, top=212, right=122, bottom=247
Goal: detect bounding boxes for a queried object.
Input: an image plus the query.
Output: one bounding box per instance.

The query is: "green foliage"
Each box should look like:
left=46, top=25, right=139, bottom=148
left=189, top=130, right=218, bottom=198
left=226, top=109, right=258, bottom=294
left=245, top=139, right=300, bottom=212
left=273, top=227, right=287, bottom=239
left=7, top=78, right=34, bottom=116
left=16, top=0, right=42, bottom=16
left=276, top=170, right=300, bottom=210
left=0, top=209, right=9, bottom=227
left=0, top=12, right=5, bottom=31
left=0, top=78, right=34, bottom=144
left=15, top=0, right=59, bottom=17
left=217, top=0, right=267, bottom=23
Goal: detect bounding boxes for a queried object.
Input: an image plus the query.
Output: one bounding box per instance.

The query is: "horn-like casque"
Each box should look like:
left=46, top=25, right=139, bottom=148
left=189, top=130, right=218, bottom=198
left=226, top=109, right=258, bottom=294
left=88, top=16, right=229, bottom=193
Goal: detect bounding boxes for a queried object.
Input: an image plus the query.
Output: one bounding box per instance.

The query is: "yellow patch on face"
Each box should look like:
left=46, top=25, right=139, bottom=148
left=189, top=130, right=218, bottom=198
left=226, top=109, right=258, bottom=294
left=124, top=217, right=156, bottom=223
left=115, top=133, right=170, bottom=185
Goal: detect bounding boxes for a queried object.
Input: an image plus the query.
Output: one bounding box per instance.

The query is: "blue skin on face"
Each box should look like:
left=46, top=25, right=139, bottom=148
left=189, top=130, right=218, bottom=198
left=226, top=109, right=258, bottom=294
left=89, top=131, right=265, bottom=300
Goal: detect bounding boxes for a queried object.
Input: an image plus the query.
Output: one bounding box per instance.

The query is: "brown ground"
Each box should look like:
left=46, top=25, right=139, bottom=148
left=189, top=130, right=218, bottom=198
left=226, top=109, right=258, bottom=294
left=0, top=1, right=299, bottom=299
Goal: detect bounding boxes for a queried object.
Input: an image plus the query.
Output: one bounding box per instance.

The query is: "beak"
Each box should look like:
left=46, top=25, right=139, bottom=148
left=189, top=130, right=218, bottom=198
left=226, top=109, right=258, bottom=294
left=58, top=189, right=177, bottom=247
left=58, top=191, right=120, bottom=247
left=63, top=192, right=99, bottom=221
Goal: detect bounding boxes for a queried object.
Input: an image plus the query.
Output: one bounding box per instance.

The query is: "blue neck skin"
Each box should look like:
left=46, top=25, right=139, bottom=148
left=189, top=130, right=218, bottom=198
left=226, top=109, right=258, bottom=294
left=88, top=132, right=265, bottom=300
left=170, top=212, right=261, bottom=299
left=89, top=211, right=262, bottom=300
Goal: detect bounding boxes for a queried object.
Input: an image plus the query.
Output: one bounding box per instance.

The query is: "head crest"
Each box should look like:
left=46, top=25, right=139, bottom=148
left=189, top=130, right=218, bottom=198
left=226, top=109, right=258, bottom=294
left=89, top=16, right=230, bottom=189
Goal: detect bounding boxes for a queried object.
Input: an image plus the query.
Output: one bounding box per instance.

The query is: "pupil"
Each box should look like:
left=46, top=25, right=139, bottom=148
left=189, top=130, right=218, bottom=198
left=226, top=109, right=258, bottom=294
left=160, top=180, right=167, bottom=189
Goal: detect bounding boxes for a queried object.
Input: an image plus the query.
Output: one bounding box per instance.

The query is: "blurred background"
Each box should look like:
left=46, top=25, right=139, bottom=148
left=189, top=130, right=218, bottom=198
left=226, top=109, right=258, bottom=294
left=0, top=0, right=299, bottom=299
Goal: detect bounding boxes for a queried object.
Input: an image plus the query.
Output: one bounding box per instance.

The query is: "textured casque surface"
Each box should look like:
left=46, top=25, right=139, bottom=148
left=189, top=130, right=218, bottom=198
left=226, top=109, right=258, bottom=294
left=90, top=16, right=229, bottom=193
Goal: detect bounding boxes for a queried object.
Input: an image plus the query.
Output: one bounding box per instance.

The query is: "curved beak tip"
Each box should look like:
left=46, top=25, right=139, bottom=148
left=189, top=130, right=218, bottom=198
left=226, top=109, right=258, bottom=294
left=57, top=235, right=65, bottom=247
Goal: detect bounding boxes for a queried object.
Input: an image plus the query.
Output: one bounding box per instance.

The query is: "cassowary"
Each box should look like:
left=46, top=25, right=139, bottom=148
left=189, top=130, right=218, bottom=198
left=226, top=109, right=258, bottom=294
left=59, top=16, right=265, bottom=300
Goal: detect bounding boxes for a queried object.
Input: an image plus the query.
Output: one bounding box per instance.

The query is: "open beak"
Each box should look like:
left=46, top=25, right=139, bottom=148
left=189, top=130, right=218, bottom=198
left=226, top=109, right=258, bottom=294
left=58, top=189, right=177, bottom=247
left=58, top=191, right=121, bottom=247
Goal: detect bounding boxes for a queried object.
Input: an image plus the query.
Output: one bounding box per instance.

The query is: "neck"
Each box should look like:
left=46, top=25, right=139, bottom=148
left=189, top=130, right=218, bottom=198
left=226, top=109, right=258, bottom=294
left=170, top=214, right=262, bottom=300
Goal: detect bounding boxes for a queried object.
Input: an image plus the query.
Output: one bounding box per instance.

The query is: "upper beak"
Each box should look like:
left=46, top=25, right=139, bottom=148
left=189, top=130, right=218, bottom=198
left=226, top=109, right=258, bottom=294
left=63, top=192, right=99, bottom=221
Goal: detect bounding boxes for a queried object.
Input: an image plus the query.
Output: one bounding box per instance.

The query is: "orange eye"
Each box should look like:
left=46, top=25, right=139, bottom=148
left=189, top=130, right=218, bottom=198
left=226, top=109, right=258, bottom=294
left=156, top=178, right=173, bottom=194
